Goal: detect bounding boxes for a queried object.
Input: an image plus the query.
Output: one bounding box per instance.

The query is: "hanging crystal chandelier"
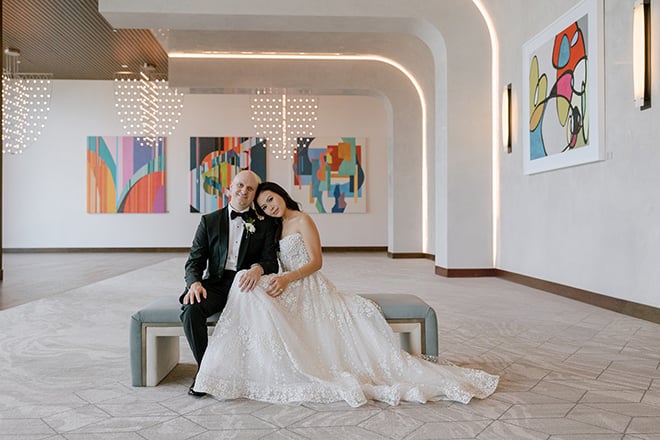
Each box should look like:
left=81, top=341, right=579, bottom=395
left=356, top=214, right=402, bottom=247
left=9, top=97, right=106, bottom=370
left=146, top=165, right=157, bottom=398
left=2, top=48, right=52, bottom=155
left=114, top=63, right=184, bottom=148
left=251, top=88, right=318, bottom=159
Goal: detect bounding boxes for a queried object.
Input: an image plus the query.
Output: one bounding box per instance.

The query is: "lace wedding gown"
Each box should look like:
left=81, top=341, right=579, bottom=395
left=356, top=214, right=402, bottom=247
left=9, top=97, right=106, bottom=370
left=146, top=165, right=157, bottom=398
left=194, top=233, right=498, bottom=407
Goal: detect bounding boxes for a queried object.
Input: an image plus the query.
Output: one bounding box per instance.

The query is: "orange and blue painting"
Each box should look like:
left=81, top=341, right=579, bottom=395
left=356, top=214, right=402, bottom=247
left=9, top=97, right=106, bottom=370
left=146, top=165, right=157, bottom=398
left=86, top=136, right=166, bottom=213
left=292, top=137, right=366, bottom=214
left=528, top=18, right=588, bottom=161
left=189, top=137, right=267, bottom=213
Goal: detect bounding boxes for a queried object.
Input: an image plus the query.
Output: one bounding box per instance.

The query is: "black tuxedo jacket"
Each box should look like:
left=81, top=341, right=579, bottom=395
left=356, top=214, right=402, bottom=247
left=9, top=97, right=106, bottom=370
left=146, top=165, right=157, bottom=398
left=183, top=206, right=279, bottom=290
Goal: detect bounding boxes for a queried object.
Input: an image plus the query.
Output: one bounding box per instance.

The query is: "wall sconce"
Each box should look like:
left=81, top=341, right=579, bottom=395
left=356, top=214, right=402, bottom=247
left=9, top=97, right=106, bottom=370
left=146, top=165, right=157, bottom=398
left=502, top=83, right=512, bottom=153
left=633, top=0, right=651, bottom=110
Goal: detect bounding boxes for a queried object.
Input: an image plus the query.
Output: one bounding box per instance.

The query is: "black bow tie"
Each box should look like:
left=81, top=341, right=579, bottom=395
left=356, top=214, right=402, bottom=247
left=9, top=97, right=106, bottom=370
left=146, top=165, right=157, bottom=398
left=230, top=210, right=251, bottom=220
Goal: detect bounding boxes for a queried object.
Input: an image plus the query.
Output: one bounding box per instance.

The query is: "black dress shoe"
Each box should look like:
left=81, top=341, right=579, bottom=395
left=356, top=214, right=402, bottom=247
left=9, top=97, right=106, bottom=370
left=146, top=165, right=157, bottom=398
left=188, top=380, right=207, bottom=397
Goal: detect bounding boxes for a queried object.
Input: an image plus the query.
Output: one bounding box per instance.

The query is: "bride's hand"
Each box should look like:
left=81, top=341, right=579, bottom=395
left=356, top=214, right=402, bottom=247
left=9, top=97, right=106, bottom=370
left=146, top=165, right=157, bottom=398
left=266, top=275, right=290, bottom=297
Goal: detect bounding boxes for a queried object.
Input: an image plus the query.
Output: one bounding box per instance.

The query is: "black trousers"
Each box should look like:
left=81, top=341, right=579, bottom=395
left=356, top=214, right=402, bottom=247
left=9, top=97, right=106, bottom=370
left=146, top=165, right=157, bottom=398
left=179, top=271, right=236, bottom=366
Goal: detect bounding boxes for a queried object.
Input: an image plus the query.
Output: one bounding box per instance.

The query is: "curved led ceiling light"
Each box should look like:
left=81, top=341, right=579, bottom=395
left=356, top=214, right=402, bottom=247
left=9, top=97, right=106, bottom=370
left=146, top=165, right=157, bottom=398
left=471, top=0, right=500, bottom=267
left=169, top=51, right=429, bottom=252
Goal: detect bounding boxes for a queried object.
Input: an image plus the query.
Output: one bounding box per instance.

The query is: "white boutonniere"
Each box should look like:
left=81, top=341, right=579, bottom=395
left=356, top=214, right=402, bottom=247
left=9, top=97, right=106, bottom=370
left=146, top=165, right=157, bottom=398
left=244, top=218, right=256, bottom=234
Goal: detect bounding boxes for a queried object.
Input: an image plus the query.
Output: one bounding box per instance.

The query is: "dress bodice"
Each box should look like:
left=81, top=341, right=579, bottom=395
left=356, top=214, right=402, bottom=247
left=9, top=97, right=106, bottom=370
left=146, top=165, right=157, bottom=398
left=278, top=233, right=309, bottom=272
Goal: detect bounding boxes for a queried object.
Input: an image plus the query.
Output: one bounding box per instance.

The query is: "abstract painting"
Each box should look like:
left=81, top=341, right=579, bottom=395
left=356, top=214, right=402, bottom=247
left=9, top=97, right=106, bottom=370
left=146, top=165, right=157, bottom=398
left=292, top=137, right=366, bottom=214
left=87, top=136, right=166, bottom=213
left=522, top=0, right=604, bottom=174
left=190, top=136, right=267, bottom=213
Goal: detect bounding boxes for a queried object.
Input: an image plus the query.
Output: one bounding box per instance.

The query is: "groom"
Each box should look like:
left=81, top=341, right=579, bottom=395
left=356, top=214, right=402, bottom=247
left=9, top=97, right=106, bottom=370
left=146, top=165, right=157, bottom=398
left=179, top=170, right=279, bottom=396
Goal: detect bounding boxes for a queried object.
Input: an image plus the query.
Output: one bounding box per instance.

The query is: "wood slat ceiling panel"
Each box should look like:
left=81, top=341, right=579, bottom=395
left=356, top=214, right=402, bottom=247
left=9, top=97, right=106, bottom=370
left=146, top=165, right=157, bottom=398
left=2, top=0, right=167, bottom=79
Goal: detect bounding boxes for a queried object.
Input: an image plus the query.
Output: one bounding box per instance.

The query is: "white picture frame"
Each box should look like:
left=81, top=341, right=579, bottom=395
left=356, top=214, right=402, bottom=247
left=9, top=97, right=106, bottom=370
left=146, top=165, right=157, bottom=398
left=522, top=0, right=605, bottom=175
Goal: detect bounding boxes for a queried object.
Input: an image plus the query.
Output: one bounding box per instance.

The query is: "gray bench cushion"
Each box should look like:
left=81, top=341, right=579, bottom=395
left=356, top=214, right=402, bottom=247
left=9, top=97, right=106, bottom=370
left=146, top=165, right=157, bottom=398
left=130, top=296, right=219, bottom=325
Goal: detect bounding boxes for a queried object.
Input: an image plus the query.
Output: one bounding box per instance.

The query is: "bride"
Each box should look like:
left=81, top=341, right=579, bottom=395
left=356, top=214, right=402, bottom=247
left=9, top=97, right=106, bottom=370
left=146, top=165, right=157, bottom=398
left=193, top=181, right=498, bottom=407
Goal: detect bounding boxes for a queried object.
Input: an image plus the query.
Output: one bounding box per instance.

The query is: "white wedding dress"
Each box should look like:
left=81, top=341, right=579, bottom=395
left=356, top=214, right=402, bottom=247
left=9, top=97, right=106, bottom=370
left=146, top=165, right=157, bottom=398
left=194, top=233, right=498, bottom=407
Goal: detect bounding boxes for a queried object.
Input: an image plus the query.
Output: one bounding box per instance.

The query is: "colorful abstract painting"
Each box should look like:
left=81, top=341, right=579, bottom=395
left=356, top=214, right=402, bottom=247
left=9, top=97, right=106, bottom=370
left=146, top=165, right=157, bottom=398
left=522, top=0, right=604, bottom=174
left=292, top=137, right=366, bottom=214
left=190, top=137, right=267, bottom=213
left=86, top=136, right=166, bottom=213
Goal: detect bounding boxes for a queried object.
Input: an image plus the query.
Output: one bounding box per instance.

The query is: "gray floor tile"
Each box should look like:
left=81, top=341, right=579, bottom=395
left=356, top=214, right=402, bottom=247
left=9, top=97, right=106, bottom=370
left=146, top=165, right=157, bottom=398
left=548, top=435, right=625, bottom=440
left=290, top=425, right=389, bottom=439
left=358, top=409, right=423, bottom=439
left=567, top=404, right=631, bottom=432
left=580, top=390, right=645, bottom=404
left=476, top=420, right=549, bottom=439
left=0, top=419, right=56, bottom=436
left=252, top=404, right=318, bottom=428
left=500, top=403, right=575, bottom=419
left=137, top=416, right=207, bottom=440
left=185, top=414, right=278, bottom=430
left=403, top=420, right=491, bottom=439
left=627, top=417, right=660, bottom=435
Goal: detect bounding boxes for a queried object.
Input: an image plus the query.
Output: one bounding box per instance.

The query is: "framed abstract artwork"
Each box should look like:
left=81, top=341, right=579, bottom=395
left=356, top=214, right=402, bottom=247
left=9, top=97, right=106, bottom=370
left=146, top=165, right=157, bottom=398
left=189, top=136, right=266, bottom=213
left=522, top=0, right=605, bottom=174
left=292, top=137, right=366, bottom=214
left=86, top=136, right=166, bottom=213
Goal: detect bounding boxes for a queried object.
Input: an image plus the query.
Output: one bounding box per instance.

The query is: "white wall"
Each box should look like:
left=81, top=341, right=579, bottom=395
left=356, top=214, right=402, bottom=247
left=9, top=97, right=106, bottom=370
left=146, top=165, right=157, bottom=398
left=2, top=81, right=388, bottom=248
left=491, top=0, right=660, bottom=308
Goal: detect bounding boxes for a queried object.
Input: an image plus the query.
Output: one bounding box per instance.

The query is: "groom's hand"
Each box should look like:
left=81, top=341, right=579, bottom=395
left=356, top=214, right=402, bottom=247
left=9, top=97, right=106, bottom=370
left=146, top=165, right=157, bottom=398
left=238, top=264, right=263, bottom=291
left=183, top=281, right=206, bottom=304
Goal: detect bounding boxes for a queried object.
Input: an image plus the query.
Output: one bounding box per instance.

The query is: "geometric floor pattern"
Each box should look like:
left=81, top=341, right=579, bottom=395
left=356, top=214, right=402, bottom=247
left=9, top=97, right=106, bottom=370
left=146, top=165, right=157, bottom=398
left=1, top=252, right=659, bottom=439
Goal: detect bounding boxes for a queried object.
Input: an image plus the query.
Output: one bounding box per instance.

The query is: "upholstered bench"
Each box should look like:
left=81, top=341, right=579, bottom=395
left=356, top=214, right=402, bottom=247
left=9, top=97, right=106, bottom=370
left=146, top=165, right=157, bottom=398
left=130, top=293, right=438, bottom=386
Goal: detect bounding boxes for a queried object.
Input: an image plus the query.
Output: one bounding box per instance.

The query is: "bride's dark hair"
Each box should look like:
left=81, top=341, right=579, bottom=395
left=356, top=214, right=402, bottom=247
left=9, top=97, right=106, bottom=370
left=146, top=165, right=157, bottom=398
left=254, top=181, right=301, bottom=217
left=255, top=182, right=301, bottom=248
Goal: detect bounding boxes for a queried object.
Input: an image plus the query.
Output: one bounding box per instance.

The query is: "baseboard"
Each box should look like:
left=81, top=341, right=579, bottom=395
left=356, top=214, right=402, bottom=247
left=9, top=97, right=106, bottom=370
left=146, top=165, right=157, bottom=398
left=3, top=246, right=389, bottom=254
left=495, top=269, right=660, bottom=324
left=323, top=246, right=387, bottom=252
left=387, top=252, right=434, bottom=260
left=2, top=247, right=190, bottom=253
left=434, top=265, right=660, bottom=324
left=435, top=266, right=498, bottom=277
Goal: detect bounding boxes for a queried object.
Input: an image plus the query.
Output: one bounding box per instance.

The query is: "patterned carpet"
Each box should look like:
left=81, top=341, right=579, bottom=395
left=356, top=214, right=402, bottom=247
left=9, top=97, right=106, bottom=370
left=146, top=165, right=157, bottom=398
left=1, top=254, right=659, bottom=439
